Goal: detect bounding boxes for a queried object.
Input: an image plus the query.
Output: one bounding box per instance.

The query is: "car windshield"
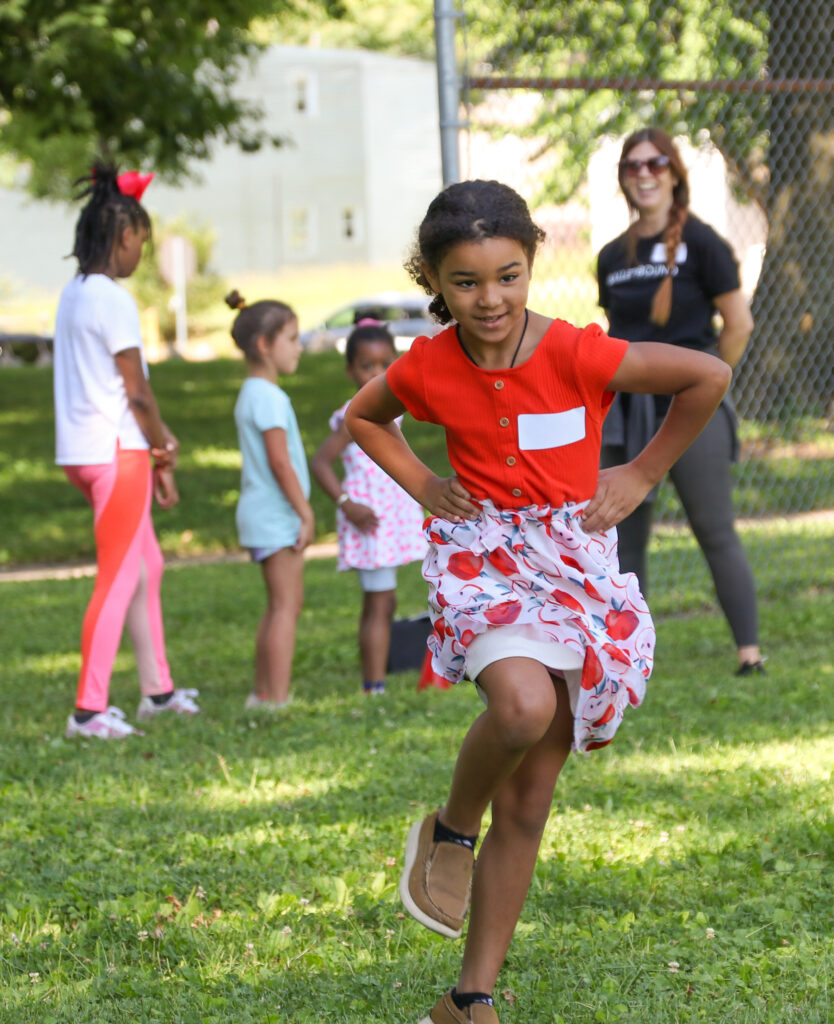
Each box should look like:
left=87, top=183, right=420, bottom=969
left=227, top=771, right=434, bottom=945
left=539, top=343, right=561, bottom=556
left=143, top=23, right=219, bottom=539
left=324, top=301, right=426, bottom=329
left=324, top=308, right=357, bottom=329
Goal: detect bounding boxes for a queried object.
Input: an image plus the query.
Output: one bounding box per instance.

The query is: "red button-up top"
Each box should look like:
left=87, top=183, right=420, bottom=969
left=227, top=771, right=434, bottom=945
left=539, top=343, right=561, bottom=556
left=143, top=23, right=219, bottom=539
left=386, top=318, right=628, bottom=508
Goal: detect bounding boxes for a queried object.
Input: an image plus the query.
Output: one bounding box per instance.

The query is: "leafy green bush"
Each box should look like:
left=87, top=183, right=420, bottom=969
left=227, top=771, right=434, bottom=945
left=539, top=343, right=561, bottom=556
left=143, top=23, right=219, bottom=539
left=130, top=214, right=226, bottom=344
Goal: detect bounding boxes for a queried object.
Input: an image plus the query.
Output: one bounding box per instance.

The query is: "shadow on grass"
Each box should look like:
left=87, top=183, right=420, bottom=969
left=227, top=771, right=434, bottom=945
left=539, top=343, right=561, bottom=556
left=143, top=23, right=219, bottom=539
left=2, top=564, right=834, bottom=1023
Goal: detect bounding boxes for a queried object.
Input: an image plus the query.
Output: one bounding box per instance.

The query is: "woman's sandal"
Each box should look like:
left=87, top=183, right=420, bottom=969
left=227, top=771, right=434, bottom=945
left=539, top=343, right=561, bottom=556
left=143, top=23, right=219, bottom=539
left=735, top=660, right=766, bottom=677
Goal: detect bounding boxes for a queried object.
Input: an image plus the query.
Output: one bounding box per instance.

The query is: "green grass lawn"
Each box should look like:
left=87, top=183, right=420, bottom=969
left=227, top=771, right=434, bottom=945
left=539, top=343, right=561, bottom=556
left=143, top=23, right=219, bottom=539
left=4, top=260, right=833, bottom=1022
left=0, top=354, right=452, bottom=567
left=1, top=358, right=833, bottom=565
left=2, top=355, right=833, bottom=613
left=1, top=559, right=832, bottom=1023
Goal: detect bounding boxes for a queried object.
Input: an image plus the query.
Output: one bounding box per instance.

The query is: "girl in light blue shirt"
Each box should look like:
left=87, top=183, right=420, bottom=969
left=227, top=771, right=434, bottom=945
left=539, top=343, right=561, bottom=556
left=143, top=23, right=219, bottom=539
left=227, top=290, right=314, bottom=709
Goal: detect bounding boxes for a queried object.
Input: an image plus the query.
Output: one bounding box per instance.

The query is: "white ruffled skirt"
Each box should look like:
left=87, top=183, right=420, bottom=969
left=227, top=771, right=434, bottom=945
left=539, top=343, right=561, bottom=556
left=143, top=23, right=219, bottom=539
left=422, top=501, right=655, bottom=753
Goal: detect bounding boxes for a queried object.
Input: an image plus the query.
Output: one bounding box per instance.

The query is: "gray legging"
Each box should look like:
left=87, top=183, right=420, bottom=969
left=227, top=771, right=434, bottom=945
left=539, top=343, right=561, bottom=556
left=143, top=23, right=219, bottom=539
left=601, top=405, right=759, bottom=648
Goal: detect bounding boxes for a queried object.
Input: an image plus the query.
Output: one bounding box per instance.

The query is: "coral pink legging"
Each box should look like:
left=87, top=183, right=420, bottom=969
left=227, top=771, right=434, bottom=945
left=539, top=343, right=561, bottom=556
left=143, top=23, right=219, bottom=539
left=65, top=447, right=173, bottom=712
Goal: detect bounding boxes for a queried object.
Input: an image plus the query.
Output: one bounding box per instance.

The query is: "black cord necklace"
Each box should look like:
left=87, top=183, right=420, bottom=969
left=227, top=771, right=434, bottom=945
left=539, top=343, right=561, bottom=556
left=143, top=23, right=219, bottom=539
left=456, top=309, right=529, bottom=369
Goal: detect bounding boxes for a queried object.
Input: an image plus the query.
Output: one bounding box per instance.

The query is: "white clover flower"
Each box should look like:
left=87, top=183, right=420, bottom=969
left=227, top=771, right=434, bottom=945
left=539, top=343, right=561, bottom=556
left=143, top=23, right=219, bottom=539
left=706, top=927, right=715, bottom=939
left=668, top=961, right=680, bottom=973
left=137, top=930, right=149, bottom=942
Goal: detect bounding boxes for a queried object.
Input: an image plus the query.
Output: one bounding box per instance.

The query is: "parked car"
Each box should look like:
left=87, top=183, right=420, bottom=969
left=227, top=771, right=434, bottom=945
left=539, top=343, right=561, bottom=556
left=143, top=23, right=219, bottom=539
left=0, top=332, right=53, bottom=366
left=299, top=292, right=439, bottom=353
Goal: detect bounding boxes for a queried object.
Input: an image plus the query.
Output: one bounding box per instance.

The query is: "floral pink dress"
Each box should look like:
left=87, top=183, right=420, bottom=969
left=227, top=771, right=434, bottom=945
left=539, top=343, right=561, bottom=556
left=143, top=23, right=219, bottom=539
left=423, top=500, right=655, bottom=753
left=331, top=403, right=427, bottom=571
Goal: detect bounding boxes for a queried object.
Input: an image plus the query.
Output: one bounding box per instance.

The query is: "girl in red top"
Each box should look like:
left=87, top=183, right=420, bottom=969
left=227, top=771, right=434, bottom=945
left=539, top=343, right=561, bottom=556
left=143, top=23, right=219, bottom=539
left=346, top=180, right=730, bottom=1024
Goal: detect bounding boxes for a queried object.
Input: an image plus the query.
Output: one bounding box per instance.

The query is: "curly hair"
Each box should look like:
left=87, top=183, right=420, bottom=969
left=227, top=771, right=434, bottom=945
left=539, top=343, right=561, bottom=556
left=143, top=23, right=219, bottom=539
left=404, top=180, right=546, bottom=324
left=71, top=163, right=152, bottom=276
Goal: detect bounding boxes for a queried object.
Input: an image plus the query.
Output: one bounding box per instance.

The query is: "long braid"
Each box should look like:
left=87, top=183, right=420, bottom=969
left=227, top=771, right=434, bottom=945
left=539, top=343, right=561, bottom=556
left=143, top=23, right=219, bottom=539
left=649, top=202, right=688, bottom=327
left=624, top=220, right=640, bottom=271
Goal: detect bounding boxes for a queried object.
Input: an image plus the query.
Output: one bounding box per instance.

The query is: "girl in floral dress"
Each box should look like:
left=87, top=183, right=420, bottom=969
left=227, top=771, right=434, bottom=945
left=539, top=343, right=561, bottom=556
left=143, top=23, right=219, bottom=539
left=312, top=321, right=426, bottom=694
left=345, top=180, right=731, bottom=1024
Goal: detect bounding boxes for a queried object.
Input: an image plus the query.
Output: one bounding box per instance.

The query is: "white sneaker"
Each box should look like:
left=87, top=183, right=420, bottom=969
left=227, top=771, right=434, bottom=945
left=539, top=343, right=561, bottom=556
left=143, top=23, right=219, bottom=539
left=137, top=688, right=201, bottom=720
left=244, top=692, right=291, bottom=710
left=65, top=706, right=143, bottom=740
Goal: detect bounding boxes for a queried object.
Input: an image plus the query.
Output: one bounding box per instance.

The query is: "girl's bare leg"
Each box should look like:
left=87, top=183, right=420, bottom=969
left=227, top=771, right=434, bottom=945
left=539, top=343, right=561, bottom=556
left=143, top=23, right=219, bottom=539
left=440, top=658, right=560, bottom=838
left=254, top=547, right=304, bottom=703
left=358, top=588, right=396, bottom=683
left=458, top=676, right=574, bottom=994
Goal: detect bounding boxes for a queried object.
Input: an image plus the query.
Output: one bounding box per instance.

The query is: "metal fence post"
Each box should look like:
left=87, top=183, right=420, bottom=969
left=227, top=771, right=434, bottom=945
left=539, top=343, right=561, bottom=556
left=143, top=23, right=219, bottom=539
left=434, top=0, right=462, bottom=186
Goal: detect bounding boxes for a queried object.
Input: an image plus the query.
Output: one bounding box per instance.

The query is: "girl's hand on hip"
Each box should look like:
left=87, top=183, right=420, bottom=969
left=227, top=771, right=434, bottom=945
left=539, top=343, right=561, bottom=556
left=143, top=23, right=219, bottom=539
left=153, top=466, right=180, bottom=509
left=582, top=464, right=653, bottom=533
left=422, top=475, right=479, bottom=522
left=344, top=500, right=380, bottom=533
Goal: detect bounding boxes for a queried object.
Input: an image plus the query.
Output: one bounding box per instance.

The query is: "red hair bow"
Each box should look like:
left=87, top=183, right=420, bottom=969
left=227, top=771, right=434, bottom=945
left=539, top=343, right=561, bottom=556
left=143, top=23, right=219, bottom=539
left=116, top=171, right=154, bottom=201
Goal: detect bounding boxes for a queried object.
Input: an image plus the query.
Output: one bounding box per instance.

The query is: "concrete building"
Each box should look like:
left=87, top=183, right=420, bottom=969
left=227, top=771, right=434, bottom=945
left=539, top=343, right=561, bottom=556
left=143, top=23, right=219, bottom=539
left=0, top=46, right=442, bottom=294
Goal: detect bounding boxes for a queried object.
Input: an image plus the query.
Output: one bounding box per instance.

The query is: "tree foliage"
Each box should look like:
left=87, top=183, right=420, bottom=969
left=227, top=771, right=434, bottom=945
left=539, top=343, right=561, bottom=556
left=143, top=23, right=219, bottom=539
left=461, top=0, right=770, bottom=206
left=262, top=0, right=435, bottom=58
left=0, top=0, right=344, bottom=197
left=464, top=0, right=834, bottom=412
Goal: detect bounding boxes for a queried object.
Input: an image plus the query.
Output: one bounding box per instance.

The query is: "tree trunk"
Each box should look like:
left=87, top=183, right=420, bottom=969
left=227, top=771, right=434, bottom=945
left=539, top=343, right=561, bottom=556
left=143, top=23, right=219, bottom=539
left=736, top=0, right=834, bottom=418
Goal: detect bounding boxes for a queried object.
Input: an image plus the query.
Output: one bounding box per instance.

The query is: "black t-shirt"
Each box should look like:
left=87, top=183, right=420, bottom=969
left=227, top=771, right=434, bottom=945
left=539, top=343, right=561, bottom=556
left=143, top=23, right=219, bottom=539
left=596, top=214, right=740, bottom=352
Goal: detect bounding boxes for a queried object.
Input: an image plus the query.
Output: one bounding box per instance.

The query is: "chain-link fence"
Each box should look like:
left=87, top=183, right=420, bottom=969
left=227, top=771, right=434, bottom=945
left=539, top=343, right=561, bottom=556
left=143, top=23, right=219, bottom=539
left=446, top=0, right=834, bottom=616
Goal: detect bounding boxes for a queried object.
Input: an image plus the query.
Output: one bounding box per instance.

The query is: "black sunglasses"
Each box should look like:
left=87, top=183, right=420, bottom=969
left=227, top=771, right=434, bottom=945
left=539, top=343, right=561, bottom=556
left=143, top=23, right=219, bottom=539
left=619, top=154, right=672, bottom=177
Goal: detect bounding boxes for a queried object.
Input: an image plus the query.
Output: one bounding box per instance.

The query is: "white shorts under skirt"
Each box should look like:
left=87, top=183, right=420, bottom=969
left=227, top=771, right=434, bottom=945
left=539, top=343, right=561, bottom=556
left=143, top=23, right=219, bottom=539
left=467, top=624, right=584, bottom=715
left=356, top=566, right=398, bottom=592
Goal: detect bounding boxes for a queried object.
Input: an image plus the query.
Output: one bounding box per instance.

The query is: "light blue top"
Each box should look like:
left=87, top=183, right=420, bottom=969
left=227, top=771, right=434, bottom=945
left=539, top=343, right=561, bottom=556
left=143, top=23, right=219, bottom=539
left=234, top=377, right=310, bottom=549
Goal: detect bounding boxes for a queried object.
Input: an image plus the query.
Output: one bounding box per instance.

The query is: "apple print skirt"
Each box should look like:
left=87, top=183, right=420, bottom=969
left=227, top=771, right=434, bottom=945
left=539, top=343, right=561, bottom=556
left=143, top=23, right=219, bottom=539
left=422, top=500, right=655, bottom=753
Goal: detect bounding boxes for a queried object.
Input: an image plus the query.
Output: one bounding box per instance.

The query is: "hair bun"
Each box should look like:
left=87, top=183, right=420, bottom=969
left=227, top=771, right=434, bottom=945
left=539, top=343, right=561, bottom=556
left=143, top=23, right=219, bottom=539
left=225, top=289, right=246, bottom=310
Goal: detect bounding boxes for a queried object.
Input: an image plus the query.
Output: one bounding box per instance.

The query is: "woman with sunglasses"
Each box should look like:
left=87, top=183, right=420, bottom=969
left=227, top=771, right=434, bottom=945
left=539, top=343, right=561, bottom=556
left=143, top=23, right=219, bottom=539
left=596, top=127, right=764, bottom=676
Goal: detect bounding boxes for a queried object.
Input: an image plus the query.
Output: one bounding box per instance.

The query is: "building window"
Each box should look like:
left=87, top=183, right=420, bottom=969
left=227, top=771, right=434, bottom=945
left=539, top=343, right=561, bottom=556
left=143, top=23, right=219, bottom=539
left=287, top=206, right=317, bottom=259
left=340, top=205, right=363, bottom=245
left=294, top=78, right=308, bottom=113
left=343, top=207, right=355, bottom=240
left=288, top=72, right=318, bottom=117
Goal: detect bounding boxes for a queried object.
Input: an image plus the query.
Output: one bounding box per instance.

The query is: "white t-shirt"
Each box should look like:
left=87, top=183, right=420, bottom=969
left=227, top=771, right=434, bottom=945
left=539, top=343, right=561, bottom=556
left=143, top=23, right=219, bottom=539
left=54, top=274, right=150, bottom=465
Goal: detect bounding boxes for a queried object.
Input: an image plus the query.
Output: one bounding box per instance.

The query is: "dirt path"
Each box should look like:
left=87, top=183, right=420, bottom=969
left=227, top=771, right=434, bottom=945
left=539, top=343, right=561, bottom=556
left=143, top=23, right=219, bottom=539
left=3, top=507, right=833, bottom=585
left=0, top=542, right=340, bottom=584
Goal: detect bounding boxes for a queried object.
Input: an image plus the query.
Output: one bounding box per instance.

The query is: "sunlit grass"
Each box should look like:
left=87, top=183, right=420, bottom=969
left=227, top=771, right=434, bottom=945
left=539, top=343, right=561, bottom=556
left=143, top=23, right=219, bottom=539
left=0, top=559, right=832, bottom=1022
left=190, top=446, right=242, bottom=469
left=1, top=337, right=832, bottom=610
